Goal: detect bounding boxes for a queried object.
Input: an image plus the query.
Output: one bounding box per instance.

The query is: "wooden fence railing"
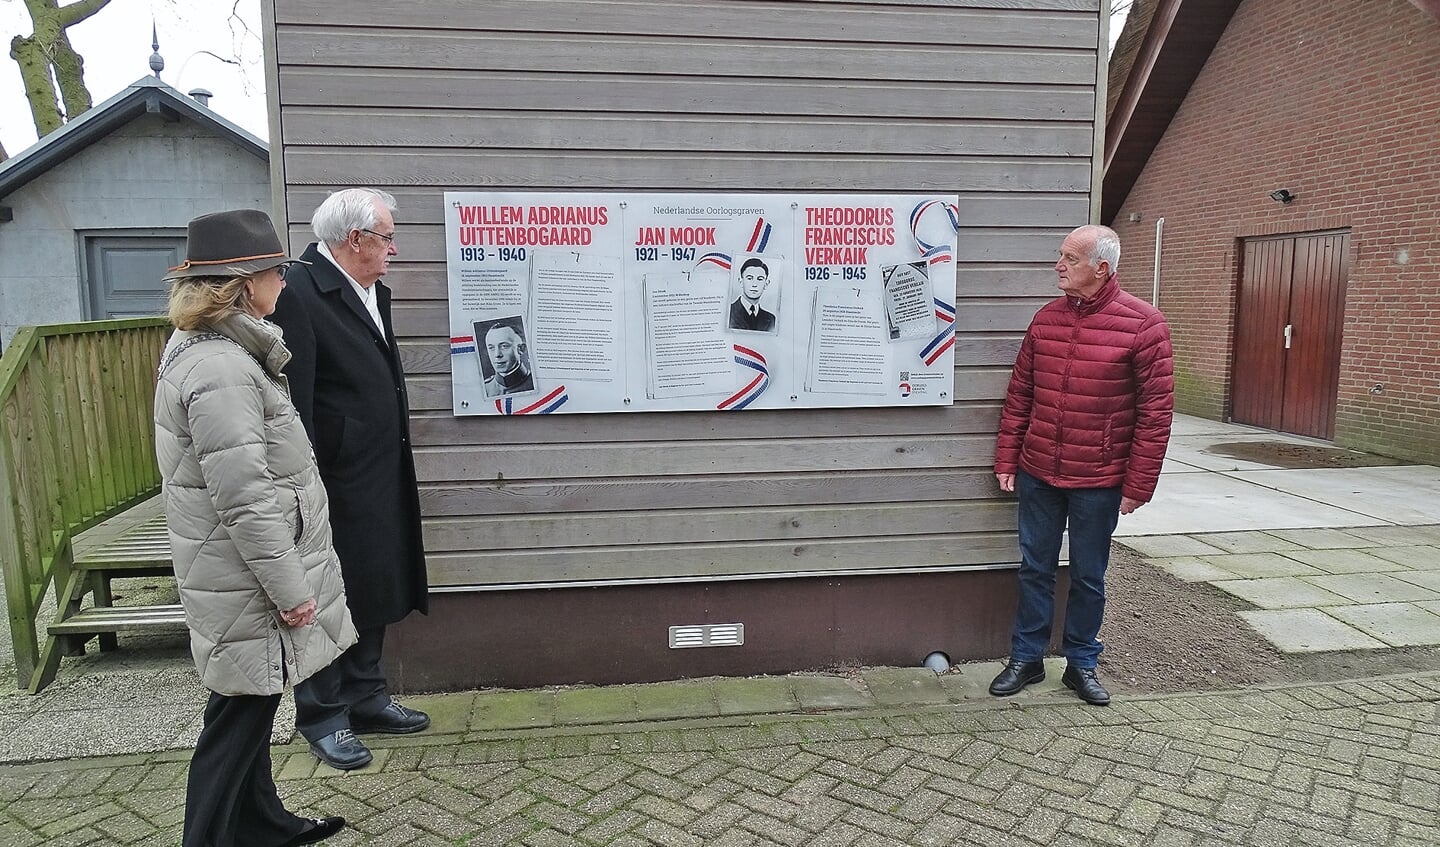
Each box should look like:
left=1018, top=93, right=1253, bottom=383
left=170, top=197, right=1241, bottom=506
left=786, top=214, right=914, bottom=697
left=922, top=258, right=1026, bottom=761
left=0, top=319, right=170, bottom=688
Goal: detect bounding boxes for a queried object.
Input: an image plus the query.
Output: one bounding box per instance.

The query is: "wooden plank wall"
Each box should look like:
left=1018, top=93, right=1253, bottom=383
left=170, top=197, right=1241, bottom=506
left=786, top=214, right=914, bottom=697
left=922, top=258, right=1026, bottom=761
left=268, top=0, right=1100, bottom=588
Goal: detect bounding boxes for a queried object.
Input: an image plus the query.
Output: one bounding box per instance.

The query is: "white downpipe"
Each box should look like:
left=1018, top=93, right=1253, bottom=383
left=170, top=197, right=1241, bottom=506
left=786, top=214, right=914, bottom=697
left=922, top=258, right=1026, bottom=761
left=1152, top=217, right=1165, bottom=306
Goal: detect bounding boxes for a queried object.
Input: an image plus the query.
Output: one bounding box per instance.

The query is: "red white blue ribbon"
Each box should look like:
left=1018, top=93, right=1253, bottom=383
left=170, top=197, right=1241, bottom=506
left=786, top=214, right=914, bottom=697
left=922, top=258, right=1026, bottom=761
left=921, top=245, right=952, bottom=267
left=495, top=385, right=568, bottom=415
left=454, top=336, right=566, bottom=412
left=909, top=199, right=960, bottom=366
left=696, top=252, right=732, bottom=271
left=696, top=217, right=769, bottom=273
left=718, top=344, right=769, bottom=411
left=920, top=298, right=957, bottom=366
left=745, top=217, right=772, bottom=253
left=908, top=200, right=960, bottom=265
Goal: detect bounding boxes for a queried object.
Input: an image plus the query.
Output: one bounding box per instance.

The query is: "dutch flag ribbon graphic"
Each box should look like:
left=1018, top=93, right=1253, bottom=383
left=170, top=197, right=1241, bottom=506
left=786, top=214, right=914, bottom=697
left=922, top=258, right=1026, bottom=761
left=495, top=385, right=569, bottom=415
left=695, top=252, right=732, bottom=271
left=717, top=344, right=769, bottom=411
left=909, top=199, right=961, bottom=366
left=745, top=217, right=772, bottom=253
left=919, top=298, right=957, bottom=366
left=908, top=199, right=961, bottom=265
left=695, top=216, right=769, bottom=274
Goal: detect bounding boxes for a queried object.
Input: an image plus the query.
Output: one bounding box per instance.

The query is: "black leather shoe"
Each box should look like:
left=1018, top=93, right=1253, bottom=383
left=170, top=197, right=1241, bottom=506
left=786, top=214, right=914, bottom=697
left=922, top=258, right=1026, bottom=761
left=308, top=729, right=372, bottom=770
left=1062, top=665, right=1111, bottom=706
left=988, top=659, right=1046, bottom=696
left=282, top=816, right=345, bottom=846
left=352, top=698, right=430, bottom=735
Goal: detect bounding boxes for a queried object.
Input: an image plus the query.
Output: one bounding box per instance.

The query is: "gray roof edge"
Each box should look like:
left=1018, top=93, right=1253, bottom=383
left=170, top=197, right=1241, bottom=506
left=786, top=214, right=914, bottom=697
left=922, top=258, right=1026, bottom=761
left=0, top=75, right=268, bottom=201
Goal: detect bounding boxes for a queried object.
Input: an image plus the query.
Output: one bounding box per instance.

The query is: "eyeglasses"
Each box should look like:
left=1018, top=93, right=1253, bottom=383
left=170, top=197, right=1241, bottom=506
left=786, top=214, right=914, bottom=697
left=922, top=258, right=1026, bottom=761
left=248, top=262, right=293, bottom=279
left=361, top=228, right=395, bottom=245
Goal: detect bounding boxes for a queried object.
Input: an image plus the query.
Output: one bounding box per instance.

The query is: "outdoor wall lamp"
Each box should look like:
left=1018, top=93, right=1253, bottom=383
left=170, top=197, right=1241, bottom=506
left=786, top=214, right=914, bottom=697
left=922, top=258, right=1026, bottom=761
left=1269, top=189, right=1296, bottom=204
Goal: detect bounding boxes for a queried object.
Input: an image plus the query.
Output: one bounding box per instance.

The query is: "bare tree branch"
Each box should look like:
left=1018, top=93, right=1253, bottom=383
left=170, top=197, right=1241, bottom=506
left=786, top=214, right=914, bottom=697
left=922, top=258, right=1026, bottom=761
left=193, top=49, right=239, bottom=68
left=10, top=31, right=63, bottom=136
left=50, top=27, right=89, bottom=118
left=8, top=0, right=112, bottom=138
left=222, top=0, right=264, bottom=98
left=52, top=0, right=108, bottom=28
left=227, top=0, right=256, bottom=43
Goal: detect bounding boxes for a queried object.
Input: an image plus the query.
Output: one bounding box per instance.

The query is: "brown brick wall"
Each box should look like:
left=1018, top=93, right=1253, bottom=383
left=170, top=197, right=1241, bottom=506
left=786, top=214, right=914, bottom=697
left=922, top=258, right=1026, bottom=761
left=1111, top=0, right=1440, bottom=462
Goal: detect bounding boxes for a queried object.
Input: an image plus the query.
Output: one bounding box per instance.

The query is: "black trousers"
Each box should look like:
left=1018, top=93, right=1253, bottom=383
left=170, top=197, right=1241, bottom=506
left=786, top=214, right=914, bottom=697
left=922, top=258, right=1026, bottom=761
left=184, top=691, right=306, bottom=847
left=294, top=624, right=390, bottom=743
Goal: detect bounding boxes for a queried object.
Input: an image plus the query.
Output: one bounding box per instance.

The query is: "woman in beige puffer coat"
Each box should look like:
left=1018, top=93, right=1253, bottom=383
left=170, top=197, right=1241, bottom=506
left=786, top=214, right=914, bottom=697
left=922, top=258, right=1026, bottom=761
left=154, top=209, right=356, bottom=847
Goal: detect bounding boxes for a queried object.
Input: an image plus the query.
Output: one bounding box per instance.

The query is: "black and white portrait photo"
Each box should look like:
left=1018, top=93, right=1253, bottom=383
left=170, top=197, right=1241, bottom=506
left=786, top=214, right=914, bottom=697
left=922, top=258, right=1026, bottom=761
left=727, top=256, right=780, bottom=334
left=475, top=316, right=536, bottom=398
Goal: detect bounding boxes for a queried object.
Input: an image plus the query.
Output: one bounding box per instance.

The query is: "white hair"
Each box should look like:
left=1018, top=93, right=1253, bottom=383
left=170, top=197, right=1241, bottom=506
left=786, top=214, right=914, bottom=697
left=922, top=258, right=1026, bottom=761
left=311, top=188, right=398, bottom=245
left=1080, top=224, right=1121, bottom=270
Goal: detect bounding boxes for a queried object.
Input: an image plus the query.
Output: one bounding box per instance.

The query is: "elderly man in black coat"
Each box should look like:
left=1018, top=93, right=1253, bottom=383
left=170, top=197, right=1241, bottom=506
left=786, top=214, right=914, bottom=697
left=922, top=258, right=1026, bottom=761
left=269, top=188, right=430, bottom=770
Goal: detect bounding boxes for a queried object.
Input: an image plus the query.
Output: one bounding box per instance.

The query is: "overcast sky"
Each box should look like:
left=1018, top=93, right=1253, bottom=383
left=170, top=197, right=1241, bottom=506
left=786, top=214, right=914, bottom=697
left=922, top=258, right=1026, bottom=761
left=2, top=0, right=1130, bottom=160
left=0, top=0, right=267, bottom=157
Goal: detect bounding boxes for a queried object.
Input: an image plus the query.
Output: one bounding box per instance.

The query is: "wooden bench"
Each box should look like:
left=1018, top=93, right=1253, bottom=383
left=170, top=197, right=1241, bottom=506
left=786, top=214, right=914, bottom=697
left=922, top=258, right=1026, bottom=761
left=32, top=495, right=184, bottom=691
left=0, top=318, right=173, bottom=692
left=46, top=603, right=186, bottom=637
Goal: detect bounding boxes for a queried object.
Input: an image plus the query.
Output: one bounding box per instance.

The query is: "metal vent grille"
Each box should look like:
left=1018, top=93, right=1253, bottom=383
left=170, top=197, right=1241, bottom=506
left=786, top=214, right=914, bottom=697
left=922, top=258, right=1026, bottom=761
left=668, top=623, right=744, bottom=648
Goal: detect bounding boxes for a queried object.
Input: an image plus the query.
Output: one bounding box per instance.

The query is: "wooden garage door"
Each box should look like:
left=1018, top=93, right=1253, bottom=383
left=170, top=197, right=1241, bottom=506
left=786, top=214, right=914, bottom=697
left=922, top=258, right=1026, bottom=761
left=1231, top=230, right=1349, bottom=439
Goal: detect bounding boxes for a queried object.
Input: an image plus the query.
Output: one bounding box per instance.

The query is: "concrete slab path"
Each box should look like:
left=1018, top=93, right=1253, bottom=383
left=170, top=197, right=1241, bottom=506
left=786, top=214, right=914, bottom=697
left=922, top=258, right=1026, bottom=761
left=1118, top=416, right=1440, bottom=653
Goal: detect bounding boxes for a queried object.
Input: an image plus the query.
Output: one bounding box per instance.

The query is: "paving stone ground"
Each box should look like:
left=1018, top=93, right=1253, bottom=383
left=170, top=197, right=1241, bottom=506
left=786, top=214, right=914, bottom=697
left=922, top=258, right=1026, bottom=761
left=3, top=673, right=1437, bottom=846
left=5, top=418, right=1439, bottom=844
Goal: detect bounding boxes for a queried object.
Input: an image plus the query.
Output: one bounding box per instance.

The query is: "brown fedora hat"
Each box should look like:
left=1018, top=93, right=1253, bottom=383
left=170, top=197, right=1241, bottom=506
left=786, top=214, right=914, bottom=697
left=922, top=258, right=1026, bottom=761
left=164, top=209, right=305, bottom=281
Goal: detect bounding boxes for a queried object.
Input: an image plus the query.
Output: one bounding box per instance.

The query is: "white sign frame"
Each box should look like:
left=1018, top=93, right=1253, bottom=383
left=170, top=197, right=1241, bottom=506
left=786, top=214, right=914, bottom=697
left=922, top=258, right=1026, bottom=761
left=444, top=192, right=959, bottom=416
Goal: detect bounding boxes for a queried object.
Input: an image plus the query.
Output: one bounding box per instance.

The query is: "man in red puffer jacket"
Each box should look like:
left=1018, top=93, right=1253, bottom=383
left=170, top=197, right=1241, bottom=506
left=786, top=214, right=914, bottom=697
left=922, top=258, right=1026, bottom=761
left=989, top=224, right=1174, bottom=706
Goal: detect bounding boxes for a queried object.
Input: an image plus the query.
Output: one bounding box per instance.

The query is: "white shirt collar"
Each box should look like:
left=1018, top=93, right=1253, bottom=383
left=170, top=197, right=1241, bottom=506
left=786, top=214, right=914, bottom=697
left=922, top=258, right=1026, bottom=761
left=317, top=241, right=385, bottom=334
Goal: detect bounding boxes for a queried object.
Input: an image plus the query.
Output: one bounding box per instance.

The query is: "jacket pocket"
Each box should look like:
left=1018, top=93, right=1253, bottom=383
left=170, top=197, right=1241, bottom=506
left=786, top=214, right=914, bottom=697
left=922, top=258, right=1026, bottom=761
left=279, top=485, right=301, bottom=545
left=1101, top=418, right=1114, bottom=465
left=292, top=485, right=307, bottom=545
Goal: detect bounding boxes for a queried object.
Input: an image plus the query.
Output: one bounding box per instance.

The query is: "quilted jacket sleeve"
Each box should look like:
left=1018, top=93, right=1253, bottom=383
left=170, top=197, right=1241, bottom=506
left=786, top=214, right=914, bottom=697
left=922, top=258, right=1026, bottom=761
left=1121, top=312, right=1175, bottom=502
left=183, top=354, right=312, bottom=612
left=994, top=326, right=1037, bottom=474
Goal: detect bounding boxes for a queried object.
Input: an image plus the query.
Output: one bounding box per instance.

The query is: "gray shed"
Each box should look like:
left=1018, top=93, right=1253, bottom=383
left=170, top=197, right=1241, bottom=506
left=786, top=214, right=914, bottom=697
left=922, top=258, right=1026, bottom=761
left=263, top=0, right=1109, bottom=691
left=0, top=76, right=269, bottom=346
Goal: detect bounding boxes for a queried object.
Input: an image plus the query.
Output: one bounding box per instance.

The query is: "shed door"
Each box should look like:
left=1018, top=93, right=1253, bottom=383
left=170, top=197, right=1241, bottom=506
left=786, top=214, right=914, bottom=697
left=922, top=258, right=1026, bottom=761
left=1231, top=230, right=1349, bottom=439
left=83, top=235, right=183, bottom=319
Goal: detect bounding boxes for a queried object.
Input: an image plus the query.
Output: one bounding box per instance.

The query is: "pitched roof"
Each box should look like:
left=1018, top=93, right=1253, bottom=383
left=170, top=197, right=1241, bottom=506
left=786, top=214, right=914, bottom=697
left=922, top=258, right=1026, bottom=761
left=0, top=75, right=267, bottom=200
left=1101, top=0, right=1243, bottom=224
left=1104, top=0, right=1438, bottom=225
left=1106, top=0, right=1158, bottom=124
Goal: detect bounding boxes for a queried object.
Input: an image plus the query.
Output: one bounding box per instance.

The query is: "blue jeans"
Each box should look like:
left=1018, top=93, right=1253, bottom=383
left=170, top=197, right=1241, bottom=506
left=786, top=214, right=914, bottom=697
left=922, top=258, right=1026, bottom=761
left=1010, top=469, right=1122, bottom=668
